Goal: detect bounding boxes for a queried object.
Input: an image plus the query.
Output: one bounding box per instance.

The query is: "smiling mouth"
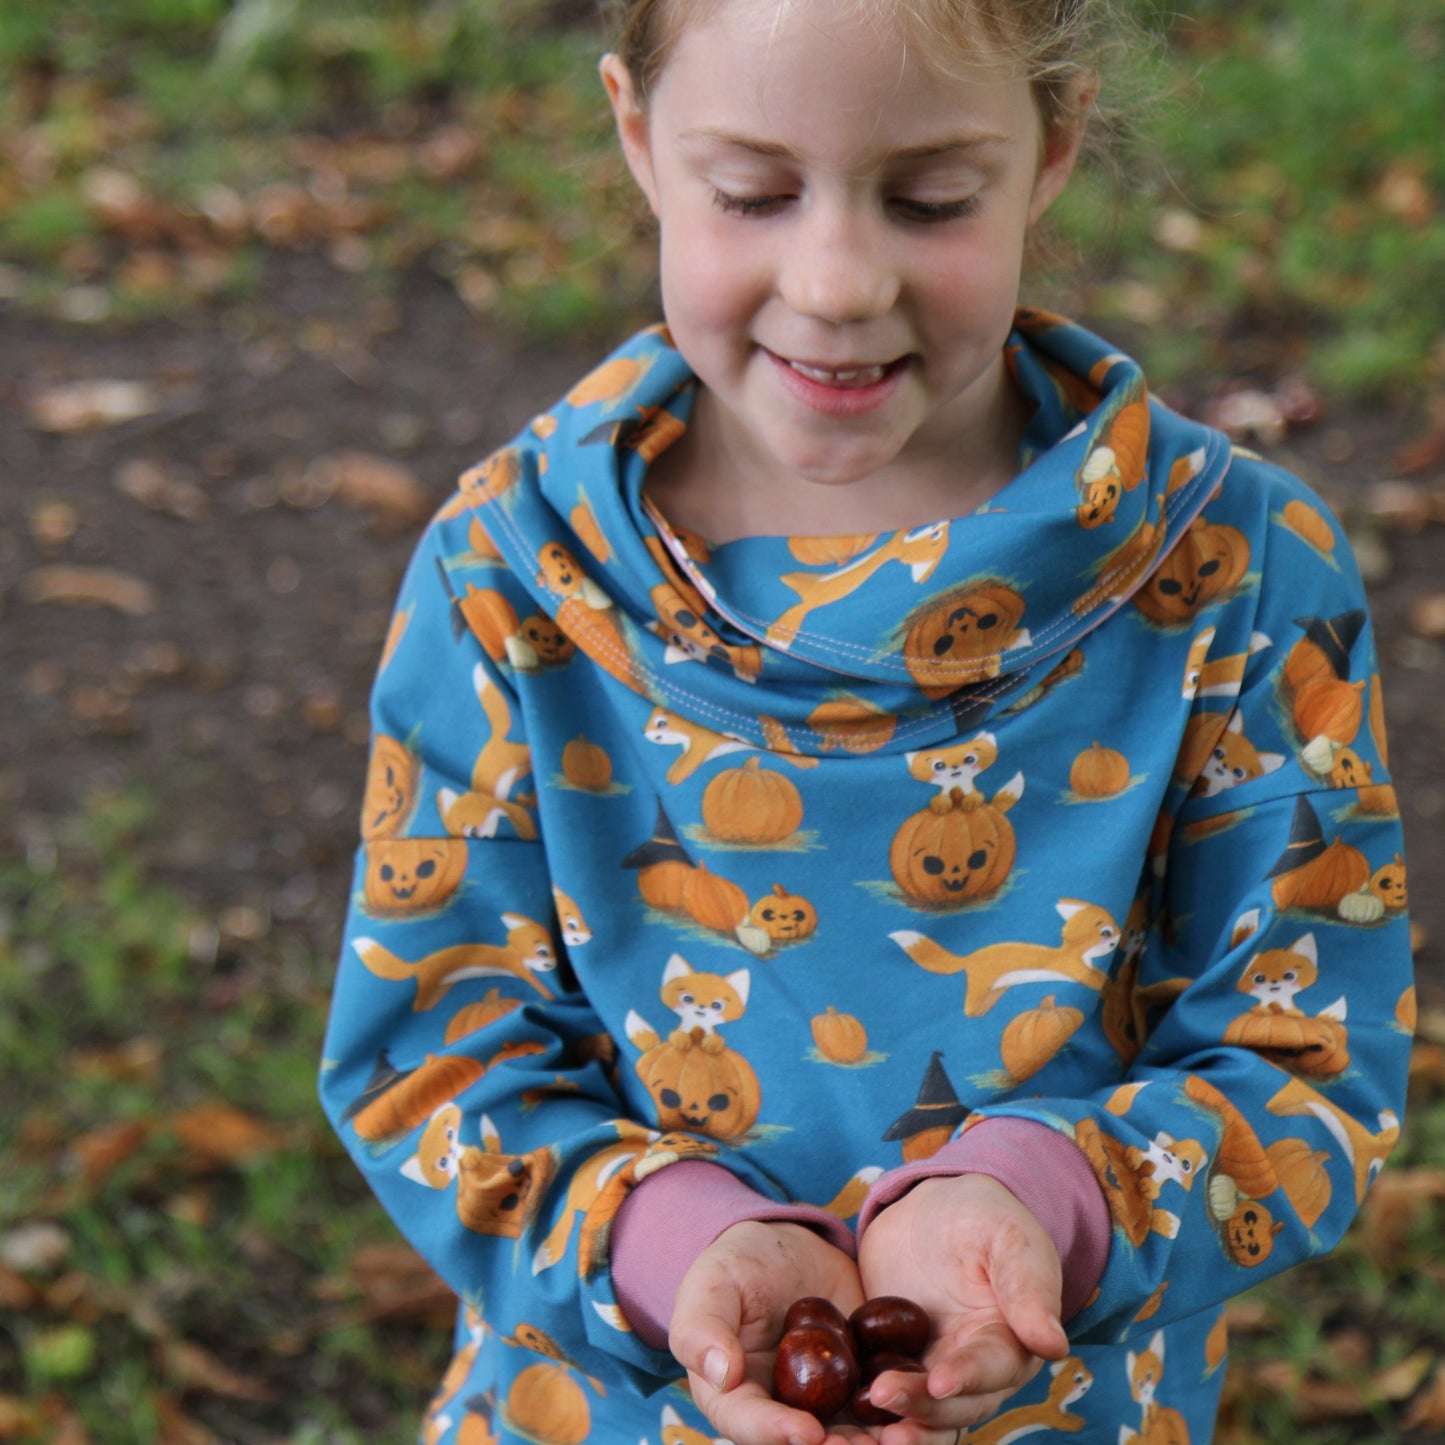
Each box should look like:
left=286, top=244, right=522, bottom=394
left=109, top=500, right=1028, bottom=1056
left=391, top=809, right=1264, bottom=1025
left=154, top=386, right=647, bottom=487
left=787, top=359, right=892, bottom=388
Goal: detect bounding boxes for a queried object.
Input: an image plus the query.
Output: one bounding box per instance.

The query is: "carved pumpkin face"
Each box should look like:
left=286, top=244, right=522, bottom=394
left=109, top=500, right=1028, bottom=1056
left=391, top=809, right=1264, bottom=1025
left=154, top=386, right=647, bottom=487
left=1224, top=1199, right=1282, bottom=1267
left=637, top=1039, right=760, bottom=1141
left=890, top=791, right=1016, bottom=905
left=1134, top=517, right=1250, bottom=624
left=1370, top=855, right=1408, bottom=910
left=364, top=838, right=467, bottom=915
left=749, top=884, right=817, bottom=942
left=520, top=613, right=575, bottom=665
left=902, top=582, right=1027, bottom=691
left=537, top=542, right=585, bottom=596
left=1077, top=474, right=1121, bottom=528
left=1222, top=1009, right=1350, bottom=1078
left=360, top=734, right=421, bottom=839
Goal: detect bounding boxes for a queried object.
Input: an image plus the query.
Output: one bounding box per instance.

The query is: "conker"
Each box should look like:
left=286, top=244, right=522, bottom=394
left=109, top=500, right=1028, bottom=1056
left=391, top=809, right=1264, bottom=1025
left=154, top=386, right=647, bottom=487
left=850, top=1295, right=931, bottom=1359
left=783, top=1295, right=850, bottom=1336
left=849, top=1354, right=925, bottom=1428
left=772, top=1325, right=859, bottom=1422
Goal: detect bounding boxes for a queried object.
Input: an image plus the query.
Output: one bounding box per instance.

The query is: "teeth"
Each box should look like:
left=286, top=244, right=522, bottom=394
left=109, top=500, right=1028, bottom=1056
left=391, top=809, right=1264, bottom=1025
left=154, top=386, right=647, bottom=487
left=789, top=360, right=887, bottom=386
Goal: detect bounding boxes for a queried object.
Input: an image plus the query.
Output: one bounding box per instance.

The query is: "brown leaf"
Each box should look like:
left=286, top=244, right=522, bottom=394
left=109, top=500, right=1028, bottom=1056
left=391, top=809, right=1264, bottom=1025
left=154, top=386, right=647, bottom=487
left=25, top=378, right=162, bottom=432
left=1358, top=1167, right=1445, bottom=1265
left=21, top=566, right=157, bottom=616
left=157, top=1338, right=276, bottom=1403
left=113, top=458, right=209, bottom=522
left=67, top=1120, right=153, bottom=1188
left=0, top=1395, right=40, bottom=1439
left=1417, top=1007, right=1445, bottom=1047
left=1371, top=1350, right=1435, bottom=1403
left=169, top=1103, right=285, bottom=1170
left=1365, top=479, right=1435, bottom=533
left=0, top=1265, right=41, bottom=1313
left=349, top=1242, right=456, bottom=1324
left=312, top=449, right=430, bottom=528
left=1375, top=162, right=1435, bottom=227
left=1403, top=1360, right=1445, bottom=1430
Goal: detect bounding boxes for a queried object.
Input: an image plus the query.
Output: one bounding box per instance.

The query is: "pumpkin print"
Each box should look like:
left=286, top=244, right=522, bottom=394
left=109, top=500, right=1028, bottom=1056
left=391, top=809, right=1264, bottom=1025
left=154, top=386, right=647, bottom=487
left=1184, top=1075, right=1279, bottom=1202
left=1222, top=1008, right=1350, bottom=1077
left=811, top=1006, right=868, bottom=1064
left=701, top=756, right=804, bottom=844
left=901, top=581, right=1028, bottom=693
left=1265, top=1137, right=1333, bottom=1228
left=570, top=499, right=610, bottom=563
left=444, top=987, right=522, bottom=1044
left=455, top=1141, right=557, bottom=1239
left=636, top=1037, right=761, bottom=1141
left=1222, top=1197, right=1283, bottom=1267
left=567, top=355, right=647, bottom=408
left=459, top=586, right=521, bottom=664
left=1271, top=836, right=1371, bottom=913
left=1369, top=854, right=1408, bottom=910
left=1397, top=985, right=1417, bottom=1033
left=682, top=863, right=751, bottom=933
left=458, top=446, right=520, bottom=505
left=1292, top=675, right=1365, bottom=750
left=807, top=695, right=898, bottom=752
left=750, top=883, right=818, bottom=942
left=1069, top=741, right=1131, bottom=798
left=504, top=1361, right=591, bottom=1445
left=561, top=735, right=612, bottom=791
left=347, top=1052, right=487, bottom=1141
left=360, top=734, right=421, bottom=840
left=518, top=613, right=576, bottom=667
left=1000, top=995, right=1085, bottom=1082
left=1133, top=516, right=1250, bottom=624
left=458, top=1400, right=500, bottom=1445
left=638, top=859, right=694, bottom=913
left=1282, top=498, right=1335, bottom=552
left=890, top=786, right=1017, bottom=906
left=364, top=838, right=467, bottom=915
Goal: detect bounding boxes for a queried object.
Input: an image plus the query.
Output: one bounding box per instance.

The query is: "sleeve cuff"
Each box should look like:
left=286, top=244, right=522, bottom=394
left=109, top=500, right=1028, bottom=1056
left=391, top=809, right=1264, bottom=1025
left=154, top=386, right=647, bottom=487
left=857, top=1118, right=1111, bottom=1323
left=609, top=1160, right=856, bottom=1350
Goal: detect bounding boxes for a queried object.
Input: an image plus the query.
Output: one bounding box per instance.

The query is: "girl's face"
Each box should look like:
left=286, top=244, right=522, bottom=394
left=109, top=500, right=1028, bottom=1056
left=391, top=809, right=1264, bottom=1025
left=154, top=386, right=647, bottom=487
left=604, top=0, right=1087, bottom=535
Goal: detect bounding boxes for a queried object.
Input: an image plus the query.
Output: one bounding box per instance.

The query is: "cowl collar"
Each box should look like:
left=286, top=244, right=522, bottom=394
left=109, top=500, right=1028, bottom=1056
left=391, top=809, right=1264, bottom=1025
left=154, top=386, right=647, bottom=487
left=460, top=309, right=1228, bottom=754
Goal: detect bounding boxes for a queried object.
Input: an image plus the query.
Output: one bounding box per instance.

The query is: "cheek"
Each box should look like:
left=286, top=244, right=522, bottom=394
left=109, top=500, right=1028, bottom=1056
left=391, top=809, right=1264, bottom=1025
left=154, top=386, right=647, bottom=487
left=659, top=220, right=766, bottom=335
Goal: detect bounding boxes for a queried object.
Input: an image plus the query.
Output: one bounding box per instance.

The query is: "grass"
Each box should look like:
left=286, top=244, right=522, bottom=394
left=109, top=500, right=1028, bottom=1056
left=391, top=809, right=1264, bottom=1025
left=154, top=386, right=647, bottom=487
left=1, top=794, right=1441, bottom=1441
left=0, top=1, right=1442, bottom=400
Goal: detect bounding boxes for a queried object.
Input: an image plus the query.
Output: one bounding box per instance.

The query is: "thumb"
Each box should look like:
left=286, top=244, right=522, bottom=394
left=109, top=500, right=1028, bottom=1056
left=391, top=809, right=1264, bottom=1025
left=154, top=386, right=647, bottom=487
left=989, top=1236, right=1068, bottom=1361
left=669, top=1272, right=747, bottom=1394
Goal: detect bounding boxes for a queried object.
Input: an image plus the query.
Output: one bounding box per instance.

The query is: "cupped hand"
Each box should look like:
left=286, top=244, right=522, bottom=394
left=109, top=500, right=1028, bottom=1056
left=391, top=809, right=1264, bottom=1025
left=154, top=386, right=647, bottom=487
left=668, top=1219, right=867, bottom=1445
left=855, top=1173, right=1069, bottom=1444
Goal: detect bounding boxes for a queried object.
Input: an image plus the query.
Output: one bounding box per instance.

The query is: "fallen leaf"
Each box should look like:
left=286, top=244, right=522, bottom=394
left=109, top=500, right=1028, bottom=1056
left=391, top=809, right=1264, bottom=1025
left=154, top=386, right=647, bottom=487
left=310, top=449, right=429, bottom=528
left=169, top=1103, right=285, bottom=1170
left=67, top=1120, right=154, bottom=1188
left=1365, top=479, right=1435, bottom=532
left=157, top=1338, right=276, bottom=1402
left=0, top=1221, right=72, bottom=1274
left=25, top=379, right=162, bottom=432
left=349, top=1242, right=456, bottom=1324
left=1358, top=1167, right=1445, bottom=1265
left=113, top=458, right=209, bottom=522
left=1404, top=1360, right=1445, bottom=1430
left=0, top=1395, right=40, bottom=1439
left=1205, top=389, right=1287, bottom=448
left=1371, top=1350, right=1435, bottom=1403
left=1407, top=592, right=1445, bottom=639
left=1375, top=161, right=1435, bottom=227
left=21, top=566, right=157, bottom=616
left=0, top=1265, right=41, bottom=1312
left=1417, top=1007, right=1445, bottom=1046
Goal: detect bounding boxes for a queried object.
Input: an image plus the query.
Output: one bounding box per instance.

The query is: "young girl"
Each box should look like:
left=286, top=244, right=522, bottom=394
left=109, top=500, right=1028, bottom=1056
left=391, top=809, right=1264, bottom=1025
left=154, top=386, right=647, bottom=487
left=320, top=2, right=1414, bottom=1442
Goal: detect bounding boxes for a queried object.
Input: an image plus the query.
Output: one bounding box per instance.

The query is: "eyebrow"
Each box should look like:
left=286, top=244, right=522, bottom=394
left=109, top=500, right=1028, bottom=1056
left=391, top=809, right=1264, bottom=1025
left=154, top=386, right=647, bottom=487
left=678, top=128, right=1010, bottom=162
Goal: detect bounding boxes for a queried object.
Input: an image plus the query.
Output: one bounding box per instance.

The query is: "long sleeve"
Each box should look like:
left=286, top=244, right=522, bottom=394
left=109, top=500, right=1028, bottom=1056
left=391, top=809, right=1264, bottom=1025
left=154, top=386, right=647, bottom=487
left=317, top=514, right=822, bottom=1393
left=960, top=463, right=1413, bottom=1344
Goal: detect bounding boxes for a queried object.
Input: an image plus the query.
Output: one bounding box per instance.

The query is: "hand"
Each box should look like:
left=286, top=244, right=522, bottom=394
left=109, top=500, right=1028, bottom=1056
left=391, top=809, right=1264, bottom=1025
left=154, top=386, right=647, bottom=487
left=669, top=1219, right=867, bottom=1445
left=855, top=1174, right=1068, bottom=1445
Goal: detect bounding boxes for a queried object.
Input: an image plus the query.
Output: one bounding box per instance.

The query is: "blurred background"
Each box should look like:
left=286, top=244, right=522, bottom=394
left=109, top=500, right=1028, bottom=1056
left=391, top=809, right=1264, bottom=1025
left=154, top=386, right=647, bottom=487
left=0, top=1, right=1442, bottom=1440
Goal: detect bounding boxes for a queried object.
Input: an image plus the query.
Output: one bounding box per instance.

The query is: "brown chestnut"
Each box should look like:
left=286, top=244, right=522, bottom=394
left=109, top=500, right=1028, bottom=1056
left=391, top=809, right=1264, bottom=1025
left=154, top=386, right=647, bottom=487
left=782, top=1295, right=850, bottom=1337
left=772, top=1325, right=859, bottom=1422
left=850, top=1296, right=930, bottom=1359
left=849, top=1353, right=925, bottom=1427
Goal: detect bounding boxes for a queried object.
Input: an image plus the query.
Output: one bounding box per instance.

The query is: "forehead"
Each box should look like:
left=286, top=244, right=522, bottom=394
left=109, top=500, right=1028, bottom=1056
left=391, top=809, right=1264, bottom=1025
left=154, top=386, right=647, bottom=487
left=653, top=0, right=1035, bottom=159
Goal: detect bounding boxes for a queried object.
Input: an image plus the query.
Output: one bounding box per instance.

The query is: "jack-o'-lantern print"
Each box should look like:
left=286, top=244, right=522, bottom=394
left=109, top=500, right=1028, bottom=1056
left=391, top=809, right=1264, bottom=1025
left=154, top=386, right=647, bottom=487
left=889, top=779, right=1021, bottom=907
left=636, top=1038, right=761, bottom=1142
left=901, top=580, right=1029, bottom=694
left=1221, top=1196, right=1283, bottom=1267
left=519, top=612, right=576, bottom=667
left=364, top=838, right=468, bottom=915
left=1133, top=515, right=1250, bottom=625
left=1370, top=854, right=1408, bottom=911
left=749, top=883, right=818, bottom=943
left=361, top=734, right=421, bottom=840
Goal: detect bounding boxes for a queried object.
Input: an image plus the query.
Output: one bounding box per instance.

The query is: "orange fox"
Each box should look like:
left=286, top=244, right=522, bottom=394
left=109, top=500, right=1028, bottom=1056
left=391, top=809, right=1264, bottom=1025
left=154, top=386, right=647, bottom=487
left=353, top=912, right=558, bottom=1009
left=963, top=1356, right=1095, bottom=1441
left=1193, top=709, right=1286, bottom=798
left=766, top=521, right=951, bottom=648
left=1120, top=1331, right=1191, bottom=1445
left=1266, top=1075, right=1400, bottom=1204
left=643, top=705, right=753, bottom=784
left=905, top=731, right=999, bottom=794
left=892, top=899, right=1121, bottom=1016
left=1181, top=625, right=1272, bottom=701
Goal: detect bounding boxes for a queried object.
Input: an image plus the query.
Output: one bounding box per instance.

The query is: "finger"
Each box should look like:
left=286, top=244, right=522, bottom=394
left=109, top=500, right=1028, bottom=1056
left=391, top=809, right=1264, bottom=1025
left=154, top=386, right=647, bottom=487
left=872, top=1389, right=1018, bottom=1445
left=687, top=1367, right=828, bottom=1445
left=925, top=1321, right=1043, bottom=1402
left=986, top=1223, right=1068, bottom=1362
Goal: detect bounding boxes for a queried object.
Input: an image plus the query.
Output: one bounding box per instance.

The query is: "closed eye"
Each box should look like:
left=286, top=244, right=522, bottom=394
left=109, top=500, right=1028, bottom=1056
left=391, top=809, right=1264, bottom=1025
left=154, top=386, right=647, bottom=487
left=711, top=187, right=788, bottom=217
left=893, top=196, right=980, bottom=223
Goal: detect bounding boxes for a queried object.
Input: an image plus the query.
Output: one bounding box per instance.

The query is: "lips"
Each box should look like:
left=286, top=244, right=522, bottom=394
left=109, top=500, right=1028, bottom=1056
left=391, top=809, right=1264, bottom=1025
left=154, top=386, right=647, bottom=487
left=765, top=348, right=909, bottom=417
left=787, top=359, right=890, bottom=389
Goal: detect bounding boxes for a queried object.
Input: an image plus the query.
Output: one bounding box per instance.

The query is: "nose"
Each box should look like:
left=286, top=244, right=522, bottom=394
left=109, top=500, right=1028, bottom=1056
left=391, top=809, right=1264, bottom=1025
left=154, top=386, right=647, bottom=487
left=778, top=203, right=900, bottom=323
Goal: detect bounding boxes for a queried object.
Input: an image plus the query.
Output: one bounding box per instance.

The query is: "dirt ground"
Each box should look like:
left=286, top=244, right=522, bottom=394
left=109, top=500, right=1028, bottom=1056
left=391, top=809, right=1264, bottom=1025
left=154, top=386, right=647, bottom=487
left=1, top=257, right=1441, bottom=1011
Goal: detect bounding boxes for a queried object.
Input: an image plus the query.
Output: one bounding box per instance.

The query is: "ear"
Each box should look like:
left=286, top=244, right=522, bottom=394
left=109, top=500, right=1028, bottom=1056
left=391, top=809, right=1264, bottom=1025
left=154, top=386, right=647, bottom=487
left=600, top=53, right=660, bottom=216
left=1028, top=78, right=1096, bottom=226
left=725, top=968, right=751, bottom=1005
left=663, top=952, right=693, bottom=985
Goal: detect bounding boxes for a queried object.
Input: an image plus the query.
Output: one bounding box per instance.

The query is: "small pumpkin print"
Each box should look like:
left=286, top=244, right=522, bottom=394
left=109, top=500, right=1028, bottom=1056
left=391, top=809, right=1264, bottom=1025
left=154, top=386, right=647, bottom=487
left=1265, top=1137, right=1332, bottom=1229
left=636, top=1037, right=761, bottom=1141
left=1272, top=837, right=1371, bottom=913
left=811, top=1006, right=868, bottom=1064
left=637, top=859, right=694, bottom=913
left=1282, top=498, right=1336, bottom=552
left=702, top=757, right=804, bottom=844
left=999, top=995, right=1085, bottom=1082
left=504, top=1361, right=591, bottom=1445
left=1069, top=741, right=1131, bottom=799
left=889, top=785, right=1017, bottom=907
left=458, top=586, right=521, bottom=664
left=562, top=734, right=613, bottom=791
left=1184, top=1075, right=1279, bottom=1202
left=566, top=355, right=647, bottom=409
left=1291, top=675, right=1365, bottom=751
left=1222, top=1008, right=1350, bottom=1078
left=807, top=695, right=898, bottom=752
left=1396, top=985, right=1417, bottom=1033
left=444, top=987, right=522, bottom=1045
left=1369, top=671, right=1389, bottom=765
left=360, top=734, right=421, bottom=840
left=1133, top=516, right=1250, bottom=625
left=570, top=500, right=610, bottom=562
left=363, top=838, right=467, bottom=915
left=1221, top=1197, right=1284, bottom=1267
left=1369, top=854, right=1408, bottom=910
left=348, top=1052, right=487, bottom=1142
left=750, top=883, right=818, bottom=943
left=682, top=862, right=751, bottom=934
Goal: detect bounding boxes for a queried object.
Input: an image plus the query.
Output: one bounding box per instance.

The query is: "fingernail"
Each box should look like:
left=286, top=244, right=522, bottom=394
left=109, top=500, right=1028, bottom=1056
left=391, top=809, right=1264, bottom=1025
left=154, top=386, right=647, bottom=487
left=884, top=1392, right=908, bottom=1412
left=704, top=1347, right=728, bottom=1391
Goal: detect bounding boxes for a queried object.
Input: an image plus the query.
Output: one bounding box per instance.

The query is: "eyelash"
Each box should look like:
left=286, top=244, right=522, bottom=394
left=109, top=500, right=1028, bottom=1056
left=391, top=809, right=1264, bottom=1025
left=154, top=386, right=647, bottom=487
left=709, top=188, right=980, bottom=223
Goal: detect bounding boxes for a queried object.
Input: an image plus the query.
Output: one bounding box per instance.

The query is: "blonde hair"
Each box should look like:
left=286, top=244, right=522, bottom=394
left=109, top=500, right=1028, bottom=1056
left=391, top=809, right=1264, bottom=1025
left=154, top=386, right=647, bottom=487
left=601, top=0, right=1138, bottom=140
